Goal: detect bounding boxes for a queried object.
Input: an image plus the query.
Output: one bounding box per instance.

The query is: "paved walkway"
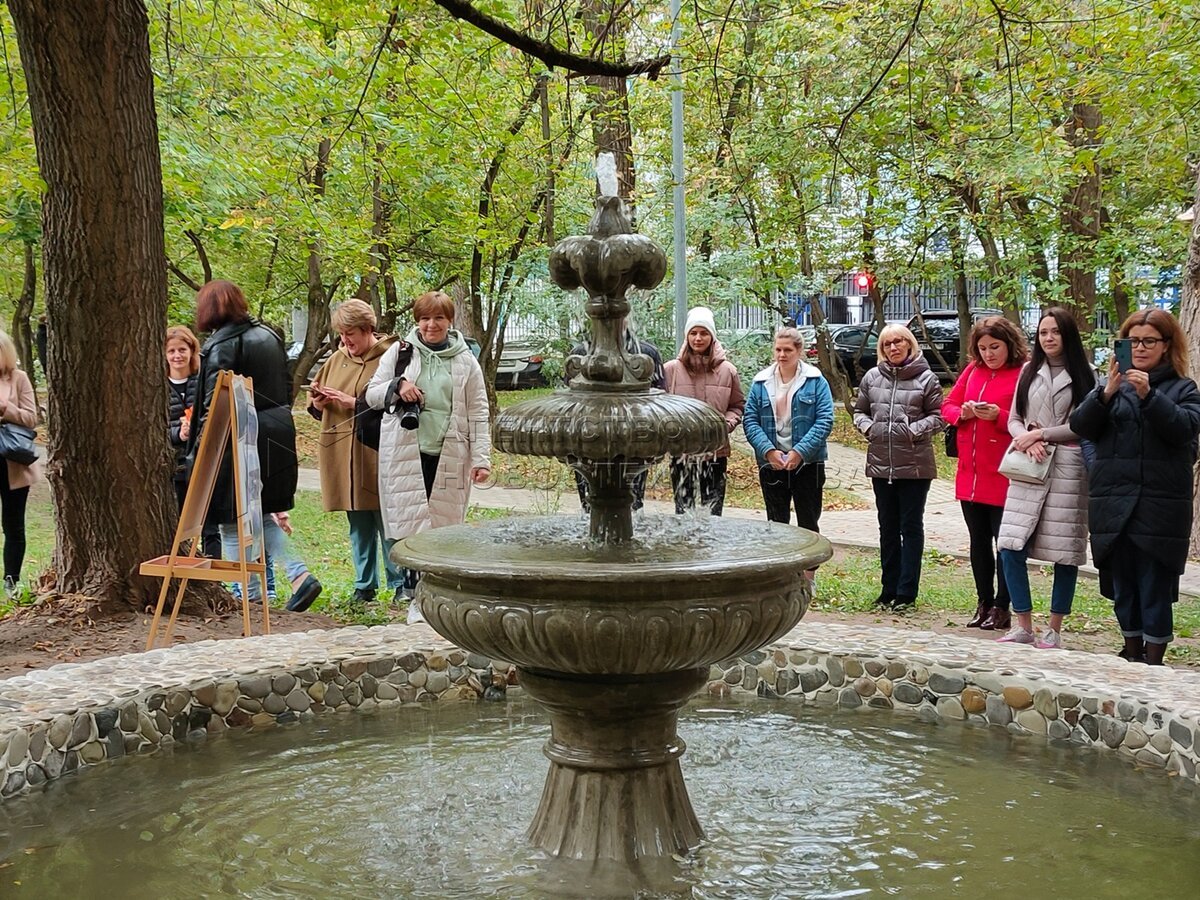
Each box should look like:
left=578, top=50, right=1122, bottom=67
left=295, top=440, right=1200, bottom=598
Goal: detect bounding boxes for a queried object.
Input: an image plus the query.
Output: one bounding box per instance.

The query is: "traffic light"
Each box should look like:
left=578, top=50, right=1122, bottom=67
left=855, top=272, right=873, bottom=292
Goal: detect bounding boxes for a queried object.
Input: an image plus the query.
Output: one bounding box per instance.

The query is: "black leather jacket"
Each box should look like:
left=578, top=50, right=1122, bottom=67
left=189, top=319, right=298, bottom=521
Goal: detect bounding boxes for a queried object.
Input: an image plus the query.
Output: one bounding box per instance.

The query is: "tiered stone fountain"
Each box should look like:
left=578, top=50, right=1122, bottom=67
left=393, top=197, right=831, bottom=864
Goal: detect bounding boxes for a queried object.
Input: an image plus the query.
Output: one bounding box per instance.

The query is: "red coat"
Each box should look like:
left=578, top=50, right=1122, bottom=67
left=943, top=362, right=1022, bottom=507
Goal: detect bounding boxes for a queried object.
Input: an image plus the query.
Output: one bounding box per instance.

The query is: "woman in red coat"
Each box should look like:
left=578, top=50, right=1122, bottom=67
left=943, top=317, right=1028, bottom=631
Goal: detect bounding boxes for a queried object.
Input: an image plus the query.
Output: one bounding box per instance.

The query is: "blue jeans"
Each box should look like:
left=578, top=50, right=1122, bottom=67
left=221, top=517, right=308, bottom=602
left=872, top=478, right=931, bottom=599
left=1107, top=537, right=1175, bottom=644
left=999, top=546, right=1077, bottom=616
left=347, top=509, right=402, bottom=590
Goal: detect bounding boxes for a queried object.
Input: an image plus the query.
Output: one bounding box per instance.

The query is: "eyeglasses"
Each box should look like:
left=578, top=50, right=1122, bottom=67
left=882, top=339, right=908, bottom=348
left=1127, top=337, right=1168, bottom=348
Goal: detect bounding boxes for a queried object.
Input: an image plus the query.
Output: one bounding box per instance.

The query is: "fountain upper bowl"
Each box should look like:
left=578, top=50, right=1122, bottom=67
left=393, top=515, right=833, bottom=676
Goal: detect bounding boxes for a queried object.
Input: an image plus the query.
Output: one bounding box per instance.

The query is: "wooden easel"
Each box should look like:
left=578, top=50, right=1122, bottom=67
left=141, top=370, right=269, bottom=649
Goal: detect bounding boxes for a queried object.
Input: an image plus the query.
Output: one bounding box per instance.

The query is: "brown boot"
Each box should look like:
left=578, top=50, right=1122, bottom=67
left=1118, top=636, right=1145, bottom=663
left=1144, top=642, right=1167, bottom=666
left=980, top=607, right=1011, bottom=631
left=967, top=602, right=990, bottom=628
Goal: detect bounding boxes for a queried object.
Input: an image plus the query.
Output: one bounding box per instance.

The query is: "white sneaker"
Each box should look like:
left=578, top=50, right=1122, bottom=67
left=1035, top=629, right=1062, bottom=649
left=997, top=625, right=1035, bottom=644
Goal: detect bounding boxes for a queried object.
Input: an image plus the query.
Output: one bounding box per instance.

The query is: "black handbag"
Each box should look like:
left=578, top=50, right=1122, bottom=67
left=355, top=340, right=413, bottom=450
left=944, top=424, right=958, bottom=458
left=0, top=423, right=38, bottom=466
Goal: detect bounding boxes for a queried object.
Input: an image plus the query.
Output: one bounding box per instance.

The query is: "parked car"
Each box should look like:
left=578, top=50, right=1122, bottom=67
left=828, top=322, right=879, bottom=386
left=906, top=308, right=1003, bottom=381
left=286, top=340, right=333, bottom=382
left=495, top=339, right=547, bottom=389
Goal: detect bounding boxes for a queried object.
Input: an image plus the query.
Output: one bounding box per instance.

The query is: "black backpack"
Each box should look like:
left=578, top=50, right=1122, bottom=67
left=354, top=340, right=413, bottom=450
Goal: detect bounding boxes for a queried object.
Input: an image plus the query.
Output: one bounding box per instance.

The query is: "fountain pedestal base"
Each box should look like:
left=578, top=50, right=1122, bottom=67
left=520, top=666, right=708, bottom=861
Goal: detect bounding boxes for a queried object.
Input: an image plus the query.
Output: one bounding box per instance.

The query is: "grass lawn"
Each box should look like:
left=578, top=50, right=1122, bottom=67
left=6, top=390, right=1197, bottom=668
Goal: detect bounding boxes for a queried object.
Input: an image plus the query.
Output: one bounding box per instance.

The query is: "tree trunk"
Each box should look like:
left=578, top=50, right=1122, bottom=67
left=582, top=1, right=634, bottom=198
left=7, top=0, right=179, bottom=609
left=950, top=214, right=972, bottom=363
left=1180, top=165, right=1200, bottom=556
left=1060, top=102, right=1102, bottom=327
left=291, top=137, right=333, bottom=402
left=11, top=241, right=37, bottom=389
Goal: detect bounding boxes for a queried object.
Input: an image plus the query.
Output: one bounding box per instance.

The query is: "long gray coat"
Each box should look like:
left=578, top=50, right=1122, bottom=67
left=997, top=363, right=1091, bottom=565
left=853, top=354, right=944, bottom=481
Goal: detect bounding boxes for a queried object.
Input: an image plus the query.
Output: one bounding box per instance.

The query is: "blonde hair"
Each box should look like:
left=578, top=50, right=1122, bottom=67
left=331, top=299, right=378, bottom=334
left=876, top=324, right=919, bottom=358
left=774, top=326, right=806, bottom=352
left=0, top=330, right=20, bottom=375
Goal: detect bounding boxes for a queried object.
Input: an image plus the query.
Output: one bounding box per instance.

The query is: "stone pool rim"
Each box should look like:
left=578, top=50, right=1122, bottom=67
left=0, top=621, right=1197, bottom=799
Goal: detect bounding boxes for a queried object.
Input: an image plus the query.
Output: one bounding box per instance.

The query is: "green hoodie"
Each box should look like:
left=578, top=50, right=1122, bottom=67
left=408, top=327, right=469, bottom=455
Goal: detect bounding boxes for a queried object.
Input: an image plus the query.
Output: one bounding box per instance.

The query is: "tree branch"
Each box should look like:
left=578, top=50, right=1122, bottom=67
left=183, top=229, right=212, bottom=283
left=430, top=0, right=669, bottom=78
left=166, top=256, right=201, bottom=291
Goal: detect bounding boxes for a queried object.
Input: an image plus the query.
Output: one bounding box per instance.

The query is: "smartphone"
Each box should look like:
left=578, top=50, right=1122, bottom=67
left=1114, top=339, right=1133, bottom=373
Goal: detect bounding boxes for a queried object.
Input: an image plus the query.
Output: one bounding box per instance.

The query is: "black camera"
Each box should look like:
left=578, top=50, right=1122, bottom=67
left=399, top=401, right=421, bottom=430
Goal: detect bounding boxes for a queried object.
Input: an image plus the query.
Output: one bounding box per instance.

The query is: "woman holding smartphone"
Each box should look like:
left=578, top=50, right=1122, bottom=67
left=996, top=307, right=1095, bottom=648
left=1071, top=310, right=1200, bottom=665
left=942, top=317, right=1028, bottom=630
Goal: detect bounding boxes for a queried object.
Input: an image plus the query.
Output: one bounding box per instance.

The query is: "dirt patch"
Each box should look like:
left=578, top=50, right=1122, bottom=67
left=0, top=594, right=338, bottom=679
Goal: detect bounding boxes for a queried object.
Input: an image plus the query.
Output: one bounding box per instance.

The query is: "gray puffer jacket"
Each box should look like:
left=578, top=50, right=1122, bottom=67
left=853, top=354, right=944, bottom=481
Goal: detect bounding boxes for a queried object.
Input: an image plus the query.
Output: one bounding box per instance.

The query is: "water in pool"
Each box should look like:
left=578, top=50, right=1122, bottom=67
left=0, top=698, right=1196, bottom=897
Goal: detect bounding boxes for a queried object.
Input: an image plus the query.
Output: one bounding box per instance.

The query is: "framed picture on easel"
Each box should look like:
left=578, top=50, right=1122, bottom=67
left=140, top=370, right=269, bottom=649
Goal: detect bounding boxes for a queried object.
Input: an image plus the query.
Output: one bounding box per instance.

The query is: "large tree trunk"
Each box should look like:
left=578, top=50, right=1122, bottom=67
left=8, top=0, right=178, bottom=609
left=1180, top=166, right=1200, bottom=556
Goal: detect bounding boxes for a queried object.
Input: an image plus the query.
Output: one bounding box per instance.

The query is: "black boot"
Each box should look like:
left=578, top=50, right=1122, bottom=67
left=1144, top=641, right=1167, bottom=666
left=891, top=595, right=916, bottom=611
left=874, top=592, right=895, bottom=609
left=981, top=606, right=1011, bottom=631
left=1118, top=636, right=1145, bottom=663
left=967, top=602, right=990, bottom=628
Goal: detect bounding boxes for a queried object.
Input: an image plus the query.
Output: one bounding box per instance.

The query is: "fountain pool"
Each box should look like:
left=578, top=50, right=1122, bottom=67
left=1, top=697, right=1196, bottom=897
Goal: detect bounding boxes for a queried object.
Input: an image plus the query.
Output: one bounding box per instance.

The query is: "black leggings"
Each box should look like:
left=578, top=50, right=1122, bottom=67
left=1, top=471, right=29, bottom=586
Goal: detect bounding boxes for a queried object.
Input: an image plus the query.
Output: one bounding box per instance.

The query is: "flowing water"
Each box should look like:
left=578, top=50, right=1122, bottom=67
left=1, top=699, right=1197, bottom=898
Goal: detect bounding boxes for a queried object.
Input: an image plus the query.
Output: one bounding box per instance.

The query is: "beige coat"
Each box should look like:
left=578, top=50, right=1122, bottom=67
left=364, top=341, right=491, bottom=541
left=664, top=339, right=745, bottom=456
left=0, top=368, right=41, bottom=489
left=310, top=335, right=398, bottom=512
left=997, top=363, right=1090, bottom=565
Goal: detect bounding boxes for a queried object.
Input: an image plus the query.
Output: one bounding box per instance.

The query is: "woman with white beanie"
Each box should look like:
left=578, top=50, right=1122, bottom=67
left=664, top=307, right=745, bottom=515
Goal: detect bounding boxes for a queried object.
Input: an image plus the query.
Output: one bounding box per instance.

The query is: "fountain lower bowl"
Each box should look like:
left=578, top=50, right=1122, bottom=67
left=393, top=515, right=833, bottom=676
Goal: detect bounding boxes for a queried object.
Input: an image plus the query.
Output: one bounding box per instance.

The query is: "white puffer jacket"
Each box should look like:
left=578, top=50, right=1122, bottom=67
left=365, top=339, right=491, bottom=540
left=997, top=363, right=1090, bottom=565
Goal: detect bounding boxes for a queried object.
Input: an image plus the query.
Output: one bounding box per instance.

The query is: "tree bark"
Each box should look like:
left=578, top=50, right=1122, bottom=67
left=292, top=137, right=334, bottom=402
left=7, top=0, right=179, bottom=609
left=582, top=2, right=634, bottom=198
left=11, top=242, right=37, bottom=387
left=1180, top=165, right=1200, bottom=555
left=1060, top=101, right=1102, bottom=327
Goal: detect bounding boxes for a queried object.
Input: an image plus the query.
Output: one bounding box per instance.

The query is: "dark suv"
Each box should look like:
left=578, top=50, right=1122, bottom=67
left=828, top=323, right=879, bottom=386
left=906, top=308, right=1003, bottom=381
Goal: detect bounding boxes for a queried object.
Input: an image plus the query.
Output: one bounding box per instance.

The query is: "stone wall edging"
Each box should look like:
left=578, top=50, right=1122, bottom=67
left=0, top=622, right=1197, bottom=799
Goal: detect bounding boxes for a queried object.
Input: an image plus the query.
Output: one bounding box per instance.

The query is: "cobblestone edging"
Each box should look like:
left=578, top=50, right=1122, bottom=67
left=0, top=622, right=1198, bottom=799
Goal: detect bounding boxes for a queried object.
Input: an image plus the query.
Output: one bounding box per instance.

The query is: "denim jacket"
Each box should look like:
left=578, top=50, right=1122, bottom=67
left=743, top=362, right=834, bottom=466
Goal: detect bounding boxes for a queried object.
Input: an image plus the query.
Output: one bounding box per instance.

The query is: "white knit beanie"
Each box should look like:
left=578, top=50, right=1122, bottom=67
left=684, top=306, right=717, bottom=339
